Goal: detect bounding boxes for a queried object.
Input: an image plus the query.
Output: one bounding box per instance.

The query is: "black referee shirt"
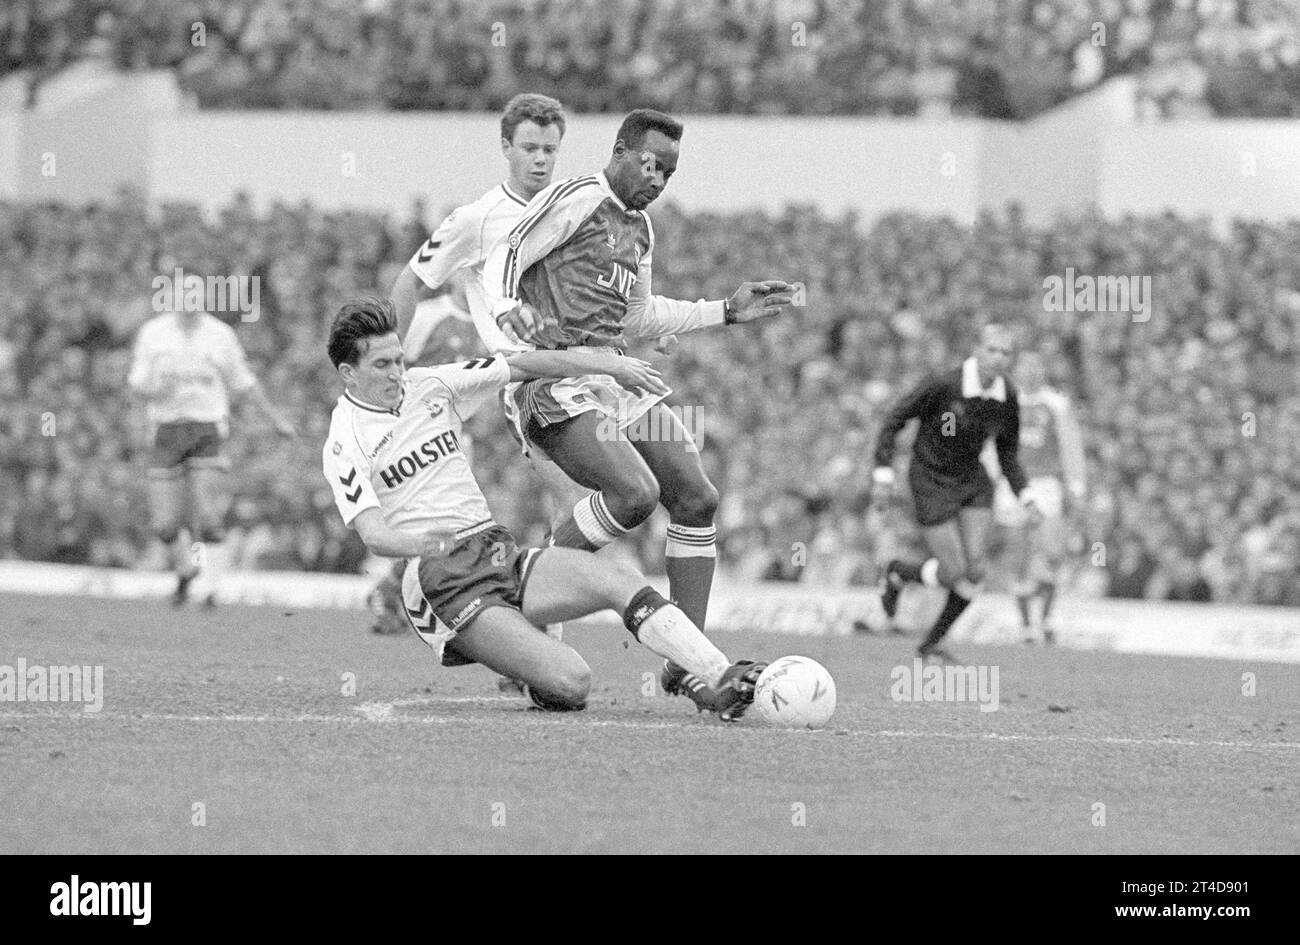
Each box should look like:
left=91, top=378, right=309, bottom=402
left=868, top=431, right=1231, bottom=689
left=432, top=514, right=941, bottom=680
left=873, top=360, right=1028, bottom=495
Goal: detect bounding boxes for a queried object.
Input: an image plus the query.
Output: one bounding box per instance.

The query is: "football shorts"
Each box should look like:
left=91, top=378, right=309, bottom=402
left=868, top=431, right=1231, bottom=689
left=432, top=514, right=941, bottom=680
left=503, top=347, right=669, bottom=452
left=908, top=465, right=995, bottom=527
left=402, top=522, right=543, bottom=667
left=149, top=420, right=227, bottom=476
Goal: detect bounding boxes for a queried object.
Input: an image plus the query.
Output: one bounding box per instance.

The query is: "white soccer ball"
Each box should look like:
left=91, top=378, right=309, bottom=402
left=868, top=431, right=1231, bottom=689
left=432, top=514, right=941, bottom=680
left=753, top=656, right=837, bottom=729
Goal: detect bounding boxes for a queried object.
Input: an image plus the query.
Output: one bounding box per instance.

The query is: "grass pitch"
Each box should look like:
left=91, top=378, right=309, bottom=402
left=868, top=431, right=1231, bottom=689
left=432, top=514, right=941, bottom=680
left=2, top=592, right=1296, bottom=854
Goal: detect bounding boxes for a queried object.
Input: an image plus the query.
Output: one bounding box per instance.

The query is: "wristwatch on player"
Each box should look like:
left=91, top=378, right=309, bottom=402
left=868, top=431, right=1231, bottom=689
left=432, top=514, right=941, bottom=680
left=723, top=296, right=737, bottom=325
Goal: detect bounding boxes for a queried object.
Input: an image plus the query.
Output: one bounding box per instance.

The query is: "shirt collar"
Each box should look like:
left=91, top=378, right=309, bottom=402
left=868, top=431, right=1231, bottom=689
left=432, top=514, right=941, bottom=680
left=344, top=387, right=403, bottom=415
left=962, top=357, right=1006, bottom=401
left=501, top=181, right=529, bottom=206
left=598, top=171, right=633, bottom=213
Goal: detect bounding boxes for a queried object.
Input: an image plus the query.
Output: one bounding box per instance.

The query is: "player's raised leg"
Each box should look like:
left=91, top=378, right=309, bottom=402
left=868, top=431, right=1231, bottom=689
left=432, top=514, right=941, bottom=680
left=532, top=412, right=660, bottom=551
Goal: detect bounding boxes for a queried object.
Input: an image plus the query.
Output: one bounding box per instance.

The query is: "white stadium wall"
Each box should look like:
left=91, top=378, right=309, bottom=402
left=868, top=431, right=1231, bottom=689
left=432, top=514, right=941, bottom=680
left=7, top=76, right=1300, bottom=225
left=144, top=112, right=985, bottom=220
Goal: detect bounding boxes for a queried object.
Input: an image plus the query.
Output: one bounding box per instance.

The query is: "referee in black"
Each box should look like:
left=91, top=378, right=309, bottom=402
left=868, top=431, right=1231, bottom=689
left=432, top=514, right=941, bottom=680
left=872, top=323, right=1040, bottom=662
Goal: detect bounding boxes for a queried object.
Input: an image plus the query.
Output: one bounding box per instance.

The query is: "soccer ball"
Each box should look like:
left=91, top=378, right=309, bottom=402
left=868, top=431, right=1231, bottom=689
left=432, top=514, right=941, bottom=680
left=753, top=656, right=837, bottom=729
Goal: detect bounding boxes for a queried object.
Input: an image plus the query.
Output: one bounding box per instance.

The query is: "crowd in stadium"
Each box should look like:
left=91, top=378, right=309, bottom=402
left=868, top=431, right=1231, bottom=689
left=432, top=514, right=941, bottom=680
left=4, top=0, right=1300, bottom=118
left=2, top=192, right=1298, bottom=605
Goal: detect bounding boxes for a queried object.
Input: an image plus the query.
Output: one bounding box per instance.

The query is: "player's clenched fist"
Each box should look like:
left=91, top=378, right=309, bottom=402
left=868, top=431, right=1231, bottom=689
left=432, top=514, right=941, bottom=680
left=725, top=280, right=796, bottom=323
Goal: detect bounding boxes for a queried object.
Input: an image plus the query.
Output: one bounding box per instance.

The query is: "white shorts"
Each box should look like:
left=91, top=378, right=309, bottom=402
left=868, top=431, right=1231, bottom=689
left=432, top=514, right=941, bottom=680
left=503, top=354, right=669, bottom=453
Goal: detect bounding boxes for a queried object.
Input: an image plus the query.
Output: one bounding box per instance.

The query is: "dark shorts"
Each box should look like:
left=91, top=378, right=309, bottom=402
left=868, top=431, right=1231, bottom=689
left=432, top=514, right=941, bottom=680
left=150, top=421, right=226, bottom=475
left=909, top=466, right=994, bottom=528
left=415, top=524, right=542, bottom=636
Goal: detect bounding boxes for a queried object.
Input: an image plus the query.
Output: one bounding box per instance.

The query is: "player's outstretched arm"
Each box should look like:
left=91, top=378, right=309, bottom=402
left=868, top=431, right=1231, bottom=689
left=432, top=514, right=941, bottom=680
left=504, top=349, right=668, bottom=396
left=623, top=233, right=795, bottom=339
left=721, top=280, right=797, bottom=324
left=351, top=508, right=455, bottom=559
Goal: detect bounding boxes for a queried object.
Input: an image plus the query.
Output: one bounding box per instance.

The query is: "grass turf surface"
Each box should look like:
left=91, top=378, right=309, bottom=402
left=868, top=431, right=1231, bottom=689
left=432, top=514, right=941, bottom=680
left=1, top=592, right=1297, bottom=854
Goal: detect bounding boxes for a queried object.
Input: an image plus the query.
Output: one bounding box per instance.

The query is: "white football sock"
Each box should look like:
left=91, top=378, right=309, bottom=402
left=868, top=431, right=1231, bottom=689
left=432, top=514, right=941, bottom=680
left=636, top=604, right=729, bottom=687
left=190, top=538, right=228, bottom=603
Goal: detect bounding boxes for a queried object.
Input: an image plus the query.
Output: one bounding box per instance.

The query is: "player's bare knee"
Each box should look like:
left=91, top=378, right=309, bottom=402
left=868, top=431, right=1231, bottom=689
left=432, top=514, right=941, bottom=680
left=664, top=479, right=719, bottom=525
left=548, top=660, right=591, bottom=707
left=606, top=477, right=659, bottom=527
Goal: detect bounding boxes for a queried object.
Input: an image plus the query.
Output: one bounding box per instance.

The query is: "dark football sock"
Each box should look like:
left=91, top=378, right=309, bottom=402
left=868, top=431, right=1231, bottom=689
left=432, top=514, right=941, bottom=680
left=1037, top=580, right=1057, bottom=622
left=665, top=555, right=715, bottom=632
left=919, top=589, right=971, bottom=652
left=1015, top=593, right=1033, bottom=628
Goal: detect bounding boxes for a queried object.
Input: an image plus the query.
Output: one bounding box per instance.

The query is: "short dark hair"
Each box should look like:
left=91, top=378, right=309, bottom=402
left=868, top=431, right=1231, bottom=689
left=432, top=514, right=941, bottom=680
left=615, top=108, right=683, bottom=151
left=328, top=296, right=398, bottom=367
left=501, top=93, right=566, bottom=143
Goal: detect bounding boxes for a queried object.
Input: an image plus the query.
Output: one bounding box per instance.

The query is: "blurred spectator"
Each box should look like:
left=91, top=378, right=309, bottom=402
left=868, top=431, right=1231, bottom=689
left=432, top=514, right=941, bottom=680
left=4, top=1, right=1300, bottom=118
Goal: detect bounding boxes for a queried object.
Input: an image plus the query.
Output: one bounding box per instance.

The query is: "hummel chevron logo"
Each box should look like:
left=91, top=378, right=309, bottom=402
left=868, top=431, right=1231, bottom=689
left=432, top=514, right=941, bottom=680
left=339, top=468, right=362, bottom=502
left=416, top=239, right=440, bottom=263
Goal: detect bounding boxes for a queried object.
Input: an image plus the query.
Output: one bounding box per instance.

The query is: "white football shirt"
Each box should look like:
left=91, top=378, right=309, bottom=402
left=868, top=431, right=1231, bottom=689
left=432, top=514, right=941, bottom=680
left=408, top=182, right=532, bottom=354
left=126, top=311, right=256, bottom=431
left=322, top=355, right=511, bottom=536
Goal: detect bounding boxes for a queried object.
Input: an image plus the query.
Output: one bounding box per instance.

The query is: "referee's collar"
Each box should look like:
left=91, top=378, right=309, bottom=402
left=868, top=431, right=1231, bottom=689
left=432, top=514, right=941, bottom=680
left=962, top=357, right=1006, bottom=401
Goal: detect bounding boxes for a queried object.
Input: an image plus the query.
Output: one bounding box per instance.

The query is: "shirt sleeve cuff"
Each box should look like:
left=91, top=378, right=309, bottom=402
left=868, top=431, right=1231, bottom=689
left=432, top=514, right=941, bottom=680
left=409, top=260, right=442, bottom=291
left=702, top=300, right=726, bottom=326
